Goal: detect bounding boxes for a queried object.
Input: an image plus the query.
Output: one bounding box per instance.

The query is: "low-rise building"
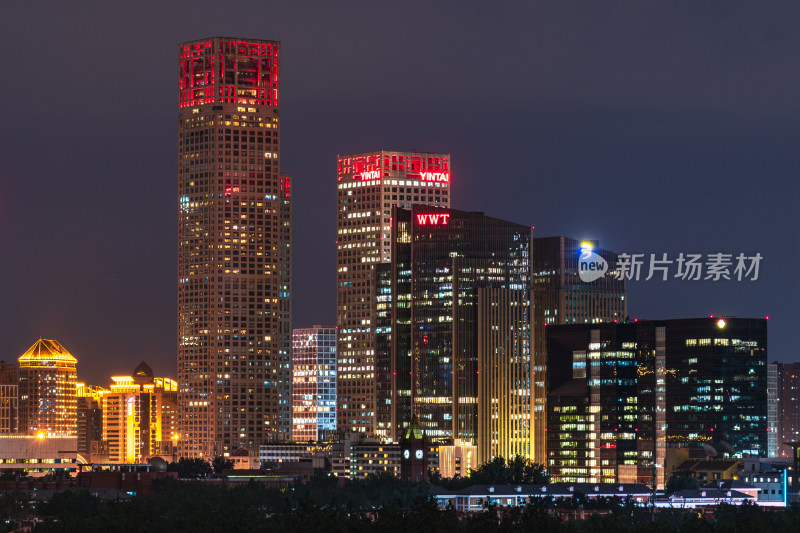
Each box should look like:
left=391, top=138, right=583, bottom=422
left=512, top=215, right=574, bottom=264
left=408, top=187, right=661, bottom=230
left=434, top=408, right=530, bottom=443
left=0, top=435, right=77, bottom=476
left=431, top=483, right=653, bottom=513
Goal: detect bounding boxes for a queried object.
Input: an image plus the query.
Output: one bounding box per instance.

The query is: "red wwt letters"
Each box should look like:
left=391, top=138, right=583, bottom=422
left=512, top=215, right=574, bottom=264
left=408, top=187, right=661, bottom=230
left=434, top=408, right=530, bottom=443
left=416, top=213, right=451, bottom=225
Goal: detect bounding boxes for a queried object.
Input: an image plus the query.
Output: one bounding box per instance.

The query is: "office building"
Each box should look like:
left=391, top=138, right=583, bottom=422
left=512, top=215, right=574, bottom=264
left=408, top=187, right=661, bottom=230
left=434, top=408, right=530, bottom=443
left=0, top=361, right=18, bottom=434
left=389, top=206, right=531, bottom=446
left=178, top=37, right=291, bottom=457
left=776, top=362, right=800, bottom=458
left=291, top=325, right=337, bottom=441
left=336, top=151, right=450, bottom=437
left=18, top=339, right=77, bottom=436
left=531, top=236, right=627, bottom=464
left=476, top=288, right=532, bottom=464
left=665, top=317, right=767, bottom=456
left=545, top=317, right=767, bottom=486
left=545, top=322, right=665, bottom=486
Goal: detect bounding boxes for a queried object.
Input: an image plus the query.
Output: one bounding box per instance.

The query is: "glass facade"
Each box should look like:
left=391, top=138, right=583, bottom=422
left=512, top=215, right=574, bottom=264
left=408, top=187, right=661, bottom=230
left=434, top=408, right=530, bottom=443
left=531, top=236, right=626, bottom=464
left=664, top=318, right=767, bottom=457
left=291, top=326, right=337, bottom=441
left=546, top=323, right=664, bottom=486
left=389, top=206, right=531, bottom=442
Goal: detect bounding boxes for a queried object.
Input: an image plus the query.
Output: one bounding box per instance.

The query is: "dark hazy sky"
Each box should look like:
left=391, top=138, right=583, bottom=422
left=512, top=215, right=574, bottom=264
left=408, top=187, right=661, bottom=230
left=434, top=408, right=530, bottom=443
left=1, top=1, right=797, bottom=384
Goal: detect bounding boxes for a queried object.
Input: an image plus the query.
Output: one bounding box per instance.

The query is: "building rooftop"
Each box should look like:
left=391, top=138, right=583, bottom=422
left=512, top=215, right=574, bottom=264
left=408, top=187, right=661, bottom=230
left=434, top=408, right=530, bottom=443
left=18, top=339, right=77, bottom=364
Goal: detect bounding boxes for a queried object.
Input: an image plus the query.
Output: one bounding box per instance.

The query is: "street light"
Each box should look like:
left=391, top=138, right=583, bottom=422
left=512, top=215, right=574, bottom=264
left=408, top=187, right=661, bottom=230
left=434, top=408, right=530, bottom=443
left=172, top=434, right=180, bottom=463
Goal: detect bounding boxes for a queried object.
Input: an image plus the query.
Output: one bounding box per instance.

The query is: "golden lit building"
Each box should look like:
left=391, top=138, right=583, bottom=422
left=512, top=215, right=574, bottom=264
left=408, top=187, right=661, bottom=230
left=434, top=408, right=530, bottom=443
left=76, top=383, right=108, bottom=460
left=102, top=362, right=178, bottom=463
left=18, top=339, right=77, bottom=436
left=476, top=288, right=532, bottom=465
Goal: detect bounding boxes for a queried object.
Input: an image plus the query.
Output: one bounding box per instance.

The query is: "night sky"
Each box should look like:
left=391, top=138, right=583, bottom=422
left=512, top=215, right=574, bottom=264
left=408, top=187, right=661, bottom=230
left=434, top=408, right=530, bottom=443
left=1, top=1, right=797, bottom=385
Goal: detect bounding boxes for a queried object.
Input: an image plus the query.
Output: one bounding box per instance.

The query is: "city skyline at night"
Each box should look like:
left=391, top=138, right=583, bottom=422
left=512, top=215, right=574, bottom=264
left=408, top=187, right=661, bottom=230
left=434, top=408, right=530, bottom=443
left=0, top=2, right=795, bottom=388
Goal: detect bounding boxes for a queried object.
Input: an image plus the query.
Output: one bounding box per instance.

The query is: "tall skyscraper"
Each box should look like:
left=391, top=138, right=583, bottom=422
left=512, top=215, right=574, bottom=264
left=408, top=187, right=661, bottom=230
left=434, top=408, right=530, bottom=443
left=291, top=326, right=337, bottom=441
left=531, top=236, right=626, bottom=464
left=178, top=37, right=291, bottom=458
left=775, top=362, right=800, bottom=458
left=18, top=339, right=77, bottom=436
left=389, top=206, right=531, bottom=445
left=336, top=151, right=450, bottom=437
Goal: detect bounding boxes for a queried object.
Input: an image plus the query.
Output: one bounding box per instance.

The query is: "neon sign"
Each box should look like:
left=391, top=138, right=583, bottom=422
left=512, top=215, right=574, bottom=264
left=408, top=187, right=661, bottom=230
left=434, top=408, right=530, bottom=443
left=416, top=213, right=451, bottom=225
left=419, top=172, right=450, bottom=183
left=359, top=170, right=381, bottom=181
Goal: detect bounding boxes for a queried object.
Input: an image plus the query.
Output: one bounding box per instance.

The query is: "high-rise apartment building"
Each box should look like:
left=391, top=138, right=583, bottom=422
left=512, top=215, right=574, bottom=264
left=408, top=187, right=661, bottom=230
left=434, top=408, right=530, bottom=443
left=291, top=326, right=337, bottom=441
left=17, top=339, right=77, bottom=436
left=336, top=151, right=450, bottom=437
left=768, top=362, right=779, bottom=457
left=178, top=37, right=291, bottom=457
left=776, top=362, right=800, bottom=458
left=531, top=237, right=626, bottom=464
left=388, top=206, right=531, bottom=445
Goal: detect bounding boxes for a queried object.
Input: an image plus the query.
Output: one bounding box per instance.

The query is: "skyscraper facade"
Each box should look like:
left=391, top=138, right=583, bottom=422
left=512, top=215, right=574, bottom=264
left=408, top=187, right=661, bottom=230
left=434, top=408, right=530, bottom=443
left=389, top=206, right=531, bottom=444
left=18, top=339, right=77, bottom=436
left=531, top=236, right=627, bottom=464
left=545, top=322, right=665, bottom=486
left=476, top=288, right=532, bottom=464
left=291, top=326, right=337, bottom=441
left=178, top=37, right=291, bottom=457
left=664, top=317, right=767, bottom=457
left=336, top=151, right=450, bottom=437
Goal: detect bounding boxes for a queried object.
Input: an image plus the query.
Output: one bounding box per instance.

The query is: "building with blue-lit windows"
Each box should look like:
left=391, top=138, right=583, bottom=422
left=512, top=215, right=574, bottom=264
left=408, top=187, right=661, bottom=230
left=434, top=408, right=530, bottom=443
left=665, top=317, right=767, bottom=456
left=531, top=236, right=626, bottom=465
left=291, top=326, right=337, bottom=442
left=546, top=321, right=665, bottom=486
left=545, top=317, right=767, bottom=488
